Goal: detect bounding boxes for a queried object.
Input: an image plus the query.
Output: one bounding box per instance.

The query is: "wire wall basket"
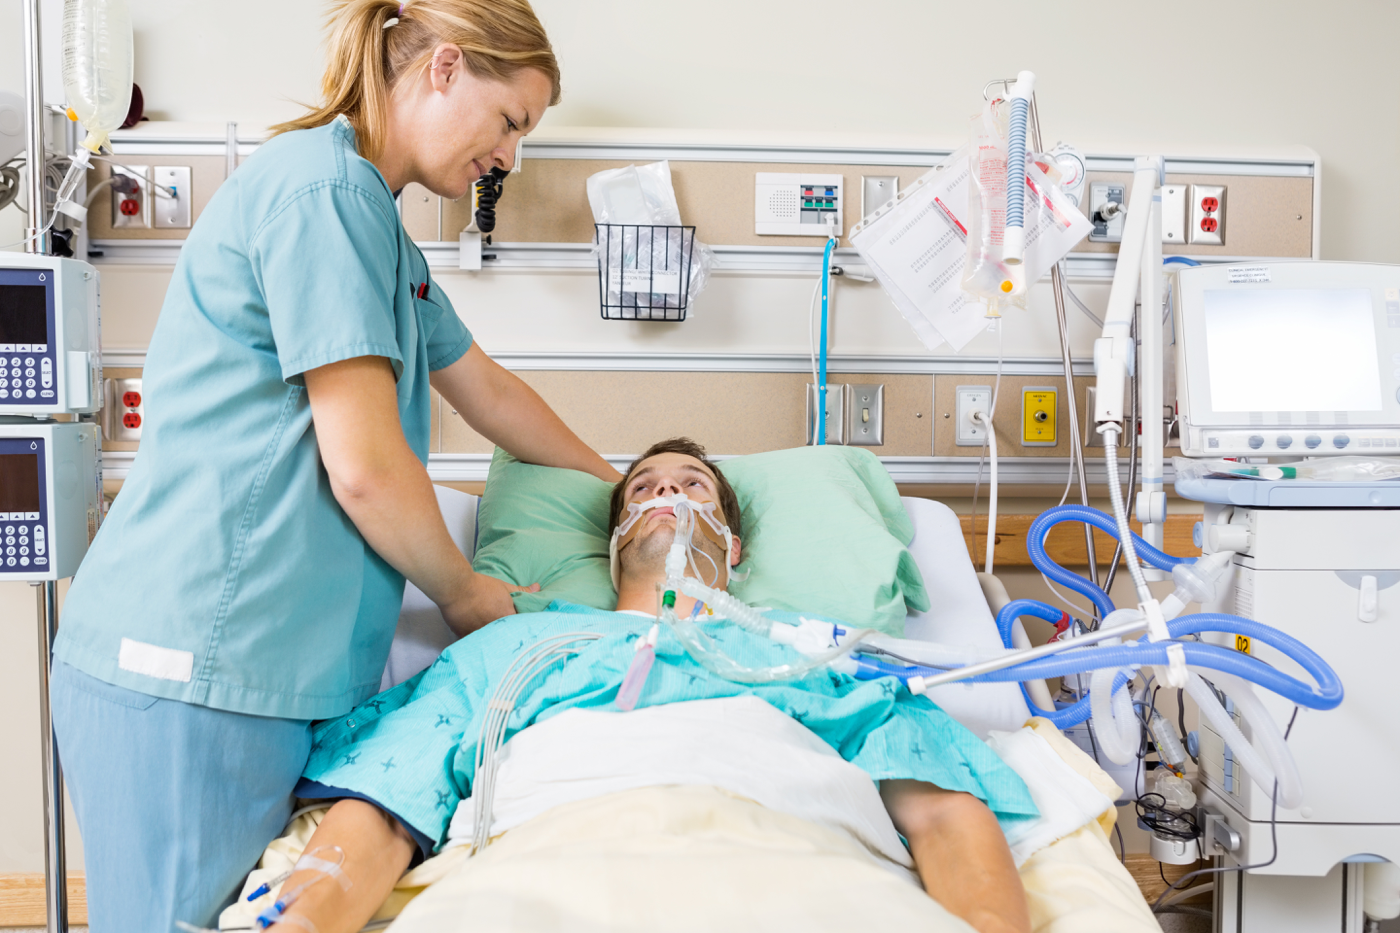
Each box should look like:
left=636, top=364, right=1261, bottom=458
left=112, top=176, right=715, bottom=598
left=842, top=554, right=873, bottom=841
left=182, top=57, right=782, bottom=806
left=595, top=224, right=695, bottom=322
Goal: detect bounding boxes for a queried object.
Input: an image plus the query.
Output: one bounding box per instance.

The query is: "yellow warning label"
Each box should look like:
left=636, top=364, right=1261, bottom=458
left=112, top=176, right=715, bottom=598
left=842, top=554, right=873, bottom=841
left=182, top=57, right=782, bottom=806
left=1235, top=634, right=1251, bottom=654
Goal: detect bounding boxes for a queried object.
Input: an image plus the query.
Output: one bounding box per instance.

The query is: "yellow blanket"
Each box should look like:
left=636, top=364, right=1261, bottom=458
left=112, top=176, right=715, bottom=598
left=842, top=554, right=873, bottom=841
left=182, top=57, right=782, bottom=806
left=223, top=720, right=1162, bottom=933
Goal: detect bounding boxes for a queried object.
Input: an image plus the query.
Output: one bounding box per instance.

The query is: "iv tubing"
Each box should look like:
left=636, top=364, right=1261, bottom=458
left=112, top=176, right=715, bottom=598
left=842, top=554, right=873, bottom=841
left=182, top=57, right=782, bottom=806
left=816, top=236, right=836, bottom=445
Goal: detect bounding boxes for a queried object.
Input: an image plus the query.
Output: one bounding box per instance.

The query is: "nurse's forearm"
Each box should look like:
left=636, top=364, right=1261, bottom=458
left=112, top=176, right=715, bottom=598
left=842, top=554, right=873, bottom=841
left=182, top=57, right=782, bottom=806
left=306, top=356, right=519, bottom=633
left=267, top=799, right=415, bottom=933
left=432, top=344, right=622, bottom=483
left=880, top=780, right=1030, bottom=933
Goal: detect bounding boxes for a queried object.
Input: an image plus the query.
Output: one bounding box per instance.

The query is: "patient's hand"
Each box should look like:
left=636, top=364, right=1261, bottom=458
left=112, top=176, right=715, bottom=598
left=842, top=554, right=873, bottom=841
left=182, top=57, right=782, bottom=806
left=880, top=779, right=1031, bottom=933
left=441, top=571, right=539, bottom=637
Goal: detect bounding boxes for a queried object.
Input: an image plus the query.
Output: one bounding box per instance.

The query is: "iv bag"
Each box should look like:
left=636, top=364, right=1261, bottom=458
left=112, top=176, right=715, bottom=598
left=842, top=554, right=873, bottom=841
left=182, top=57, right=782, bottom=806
left=62, top=0, right=133, bottom=153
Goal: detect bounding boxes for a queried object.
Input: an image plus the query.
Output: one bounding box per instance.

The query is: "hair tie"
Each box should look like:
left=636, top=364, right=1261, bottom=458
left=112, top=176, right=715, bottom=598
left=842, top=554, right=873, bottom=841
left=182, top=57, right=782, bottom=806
left=383, top=2, right=404, bottom=28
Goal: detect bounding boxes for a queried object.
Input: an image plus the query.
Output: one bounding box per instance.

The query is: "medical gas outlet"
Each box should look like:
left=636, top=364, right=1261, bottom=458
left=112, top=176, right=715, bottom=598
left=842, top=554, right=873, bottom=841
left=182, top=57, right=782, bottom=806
left=755, top=173, right=843, bottom=237
left=1021, top=387, right=1057, bottom=446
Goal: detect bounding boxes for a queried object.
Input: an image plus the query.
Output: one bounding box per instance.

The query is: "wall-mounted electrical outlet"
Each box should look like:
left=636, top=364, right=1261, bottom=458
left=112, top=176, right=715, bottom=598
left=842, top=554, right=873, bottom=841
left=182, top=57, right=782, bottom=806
left=153, top=166, right=192, bottom=228
left=955, top=385, right=993, bottom=446
left=104, top=377, right=144, bottom=443
left=805, top=383, right=846, bottom=445
left=1189, top=184, right=1226, bottom=246
left=1022, top=387, right=1057, bottom=446
left=847, top=383, right=884, bottom=446
left=110, top=165, right=150, bottom=228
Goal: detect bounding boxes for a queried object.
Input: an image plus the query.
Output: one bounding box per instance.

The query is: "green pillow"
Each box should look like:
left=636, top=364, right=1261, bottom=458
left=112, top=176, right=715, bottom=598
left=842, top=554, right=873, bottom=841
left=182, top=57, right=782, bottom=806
left=472, top=445, right=927, bottom=634
left=471, top=448, right=617, bottom=615
left=723, top=446, right=928, bottom=634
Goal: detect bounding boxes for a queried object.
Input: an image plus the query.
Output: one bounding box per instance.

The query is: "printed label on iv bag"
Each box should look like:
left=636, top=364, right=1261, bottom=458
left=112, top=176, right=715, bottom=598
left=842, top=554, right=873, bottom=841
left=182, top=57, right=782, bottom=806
left=1228, top=266, right=1272, bottom=284
left=616, top=269, right=681, bottom=294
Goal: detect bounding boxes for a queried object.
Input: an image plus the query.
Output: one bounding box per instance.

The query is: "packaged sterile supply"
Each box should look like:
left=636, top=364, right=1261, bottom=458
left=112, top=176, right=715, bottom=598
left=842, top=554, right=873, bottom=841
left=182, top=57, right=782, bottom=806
left=586, top=161, right=714, bottom=317
left=1174, top=455, right=1400, bottom=483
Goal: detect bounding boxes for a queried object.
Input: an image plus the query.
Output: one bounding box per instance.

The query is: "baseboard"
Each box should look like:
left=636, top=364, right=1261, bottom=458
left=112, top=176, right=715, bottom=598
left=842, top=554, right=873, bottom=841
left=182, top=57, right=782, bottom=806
left=0, top=874, right=86, bottom=928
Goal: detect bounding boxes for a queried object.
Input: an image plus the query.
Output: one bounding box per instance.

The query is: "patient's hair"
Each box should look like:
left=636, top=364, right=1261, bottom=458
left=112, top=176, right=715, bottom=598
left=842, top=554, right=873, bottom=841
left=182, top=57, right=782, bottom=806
left=609, top=438, right=742, bottom=540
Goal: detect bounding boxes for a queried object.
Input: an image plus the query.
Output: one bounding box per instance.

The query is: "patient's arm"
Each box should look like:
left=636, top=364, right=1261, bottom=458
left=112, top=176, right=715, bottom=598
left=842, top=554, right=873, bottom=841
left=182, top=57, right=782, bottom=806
left=267, top=799, right=415, bottom=933
left=880, top=780, right=1031, bottom=933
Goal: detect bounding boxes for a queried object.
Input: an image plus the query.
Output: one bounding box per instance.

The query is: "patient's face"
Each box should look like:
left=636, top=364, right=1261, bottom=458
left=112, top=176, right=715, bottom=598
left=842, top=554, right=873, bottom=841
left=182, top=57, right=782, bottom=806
left=619, top=452, right=733, bottom=576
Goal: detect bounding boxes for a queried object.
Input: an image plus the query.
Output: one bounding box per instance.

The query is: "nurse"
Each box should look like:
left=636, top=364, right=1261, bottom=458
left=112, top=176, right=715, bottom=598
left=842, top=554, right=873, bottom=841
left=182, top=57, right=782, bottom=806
left=48, top=0, right=611, bottom=929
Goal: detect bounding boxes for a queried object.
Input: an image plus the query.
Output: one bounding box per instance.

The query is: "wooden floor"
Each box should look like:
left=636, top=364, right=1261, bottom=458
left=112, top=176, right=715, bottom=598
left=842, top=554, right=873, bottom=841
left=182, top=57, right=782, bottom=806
left=0, top=874, right=86, bottom=927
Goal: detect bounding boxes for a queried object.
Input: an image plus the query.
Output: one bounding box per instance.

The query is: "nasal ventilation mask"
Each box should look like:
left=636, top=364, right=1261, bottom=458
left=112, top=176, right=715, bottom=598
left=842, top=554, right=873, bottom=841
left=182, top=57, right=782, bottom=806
left=609, top=493, right=736, bottom=591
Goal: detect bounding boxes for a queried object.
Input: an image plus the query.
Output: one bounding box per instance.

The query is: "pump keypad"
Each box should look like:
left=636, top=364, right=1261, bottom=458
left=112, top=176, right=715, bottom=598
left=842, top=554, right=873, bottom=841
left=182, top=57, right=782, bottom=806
left=0, top=517, right=44, bottom=568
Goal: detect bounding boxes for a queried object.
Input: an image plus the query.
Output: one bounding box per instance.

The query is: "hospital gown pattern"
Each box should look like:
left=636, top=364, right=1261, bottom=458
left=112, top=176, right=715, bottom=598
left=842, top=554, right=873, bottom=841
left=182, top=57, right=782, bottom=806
left=302, top=602, right=1040, bottom=850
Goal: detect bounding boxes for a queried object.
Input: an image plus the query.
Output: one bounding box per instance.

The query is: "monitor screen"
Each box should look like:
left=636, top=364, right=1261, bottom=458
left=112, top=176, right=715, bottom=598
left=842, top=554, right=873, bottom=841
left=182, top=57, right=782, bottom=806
left=0, top=284, right=48, bottom=345
left=1202, top=288, right=1383, bottom=412
left=0, top=453, right=40, bottom=513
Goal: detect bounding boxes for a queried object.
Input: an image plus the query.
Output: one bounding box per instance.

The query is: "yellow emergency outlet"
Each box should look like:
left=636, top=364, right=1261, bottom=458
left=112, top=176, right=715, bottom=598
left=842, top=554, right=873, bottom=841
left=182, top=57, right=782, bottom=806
left=1022, top=387, right=1057, bottom=446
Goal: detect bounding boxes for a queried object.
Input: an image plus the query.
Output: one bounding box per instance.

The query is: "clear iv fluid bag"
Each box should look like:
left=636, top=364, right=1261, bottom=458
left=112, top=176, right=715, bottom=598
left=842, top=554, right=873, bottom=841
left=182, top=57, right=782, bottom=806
left=62, top=0, right=133, bottom=152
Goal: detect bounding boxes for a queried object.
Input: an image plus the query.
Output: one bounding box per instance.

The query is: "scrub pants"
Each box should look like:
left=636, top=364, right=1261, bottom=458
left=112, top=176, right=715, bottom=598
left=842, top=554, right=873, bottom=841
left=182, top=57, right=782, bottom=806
left=50, top=661, right=313, bottom=932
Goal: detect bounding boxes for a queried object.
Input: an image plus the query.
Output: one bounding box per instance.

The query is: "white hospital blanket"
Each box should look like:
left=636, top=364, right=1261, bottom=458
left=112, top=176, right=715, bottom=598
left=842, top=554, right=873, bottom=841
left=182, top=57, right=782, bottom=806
left=447, top=696, right=1115, bottom=870
left=447, top=696, right=917, bottom=875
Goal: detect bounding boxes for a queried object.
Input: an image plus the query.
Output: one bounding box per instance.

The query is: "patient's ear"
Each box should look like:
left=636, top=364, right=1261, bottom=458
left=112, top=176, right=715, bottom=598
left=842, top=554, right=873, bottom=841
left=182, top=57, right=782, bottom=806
left=729, top=536, right=742, bottom=567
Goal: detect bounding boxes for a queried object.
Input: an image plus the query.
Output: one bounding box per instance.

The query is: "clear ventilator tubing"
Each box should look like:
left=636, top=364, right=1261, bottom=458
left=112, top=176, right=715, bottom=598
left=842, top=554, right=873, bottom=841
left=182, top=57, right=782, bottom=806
left=1186, top=672, right=1298, bottom=807
left=1089, top=665, right=1139, bottom=765
left=676, top=576, right=774, bottom=638
left=665, top=612, right=871, bottom=684
left=1206, top=670, right=1303, bottom=809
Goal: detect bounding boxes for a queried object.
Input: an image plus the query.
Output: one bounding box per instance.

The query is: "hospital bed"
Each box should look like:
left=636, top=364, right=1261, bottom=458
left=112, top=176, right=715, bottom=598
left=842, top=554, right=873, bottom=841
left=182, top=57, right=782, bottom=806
left=228, top=487, right=1163, bottom=933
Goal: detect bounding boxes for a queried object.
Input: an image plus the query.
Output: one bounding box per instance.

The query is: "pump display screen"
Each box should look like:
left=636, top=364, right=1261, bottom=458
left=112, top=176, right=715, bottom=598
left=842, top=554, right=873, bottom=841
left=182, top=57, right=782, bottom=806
left=0, top=284, right=48, bottom=345
left=1203, top=288, right=1383, bottom=412
left=0, top=454, right=40, bottom=513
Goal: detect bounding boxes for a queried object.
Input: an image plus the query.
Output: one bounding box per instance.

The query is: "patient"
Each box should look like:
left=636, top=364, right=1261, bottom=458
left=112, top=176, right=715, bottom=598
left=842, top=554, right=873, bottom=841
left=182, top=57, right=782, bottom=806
left=263, top=439, right=1036, bottom=933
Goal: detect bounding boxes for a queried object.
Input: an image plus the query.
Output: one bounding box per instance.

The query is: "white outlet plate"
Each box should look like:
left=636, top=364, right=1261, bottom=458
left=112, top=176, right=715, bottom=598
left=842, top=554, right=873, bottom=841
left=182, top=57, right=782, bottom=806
left=805, top=383, right=845, bottom=445
left=955, top=385, right=993, bottom=446
left=756, top=172, right=843, bottom=237
left=1161, top=183, right=1188, bottom=245
left=110, top=165, right=150, bottom=228
left=153, top=166, right=192, bottom=228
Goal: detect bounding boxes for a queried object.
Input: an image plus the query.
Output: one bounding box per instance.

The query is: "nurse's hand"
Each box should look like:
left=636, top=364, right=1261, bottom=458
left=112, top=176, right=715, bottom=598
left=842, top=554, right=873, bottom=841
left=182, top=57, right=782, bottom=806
left=442, top=571, right=541, bottom=636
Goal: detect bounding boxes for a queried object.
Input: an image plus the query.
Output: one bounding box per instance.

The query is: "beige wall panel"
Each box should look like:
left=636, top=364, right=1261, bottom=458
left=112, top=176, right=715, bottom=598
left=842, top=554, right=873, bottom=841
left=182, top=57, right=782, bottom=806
left=1075, top=173, right=1313, bottom=258
left=85, top=155, right=228, bottom=241
left=442, top=160, right=932, bottom=248
left=400, top=183, right=440, bottom=242
left=440, top=371, right=931, bottom=456
left=429, top=388, right=442, bottom=453
left=93, top=266, right=173, bottom=350
left=933, top=373, right=1095, bottom=458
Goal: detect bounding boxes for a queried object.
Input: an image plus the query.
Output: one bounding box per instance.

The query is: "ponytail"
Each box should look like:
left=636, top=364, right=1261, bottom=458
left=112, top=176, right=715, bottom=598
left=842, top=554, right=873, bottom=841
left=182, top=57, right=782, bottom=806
left=271, top=0, right=561, bottom=163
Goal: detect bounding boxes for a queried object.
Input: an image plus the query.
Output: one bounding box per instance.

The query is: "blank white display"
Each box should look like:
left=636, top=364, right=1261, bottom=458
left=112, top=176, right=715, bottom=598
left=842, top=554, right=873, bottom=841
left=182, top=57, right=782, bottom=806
left=1203, top=288, right=1383, bottom=412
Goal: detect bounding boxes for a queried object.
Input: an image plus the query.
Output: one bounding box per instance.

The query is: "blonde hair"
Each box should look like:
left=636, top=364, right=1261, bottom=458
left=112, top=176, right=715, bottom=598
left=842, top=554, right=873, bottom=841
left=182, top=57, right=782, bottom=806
left=272, top=0, right=561, bottom=162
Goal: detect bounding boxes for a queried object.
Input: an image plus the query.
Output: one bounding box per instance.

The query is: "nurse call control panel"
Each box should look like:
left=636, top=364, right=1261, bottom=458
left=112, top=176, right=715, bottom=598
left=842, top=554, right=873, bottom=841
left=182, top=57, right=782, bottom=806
left=0, top=255, right=103, bottom=416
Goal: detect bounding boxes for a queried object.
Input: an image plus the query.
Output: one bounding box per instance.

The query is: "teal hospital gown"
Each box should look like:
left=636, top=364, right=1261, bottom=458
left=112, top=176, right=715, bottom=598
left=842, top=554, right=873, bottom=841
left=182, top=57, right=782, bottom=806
left=301, top=602, right=1039, bottom=852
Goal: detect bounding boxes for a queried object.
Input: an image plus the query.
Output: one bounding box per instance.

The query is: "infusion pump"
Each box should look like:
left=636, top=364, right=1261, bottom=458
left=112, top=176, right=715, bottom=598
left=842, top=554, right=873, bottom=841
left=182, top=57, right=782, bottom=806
left=0, top=253, right=103, bottom=415
left=0, top=420, right=100, bottom=580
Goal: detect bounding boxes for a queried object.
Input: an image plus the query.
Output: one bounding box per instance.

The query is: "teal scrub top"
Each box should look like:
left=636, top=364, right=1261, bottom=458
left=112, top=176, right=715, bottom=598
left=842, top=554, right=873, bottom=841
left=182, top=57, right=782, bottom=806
left=55, top=117, right=473, bottom=720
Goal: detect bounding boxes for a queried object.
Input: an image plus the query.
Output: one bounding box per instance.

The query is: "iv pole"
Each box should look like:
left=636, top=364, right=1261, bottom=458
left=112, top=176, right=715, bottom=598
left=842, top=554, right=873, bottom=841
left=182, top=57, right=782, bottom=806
left=23, top=0, right=69, bottom=930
